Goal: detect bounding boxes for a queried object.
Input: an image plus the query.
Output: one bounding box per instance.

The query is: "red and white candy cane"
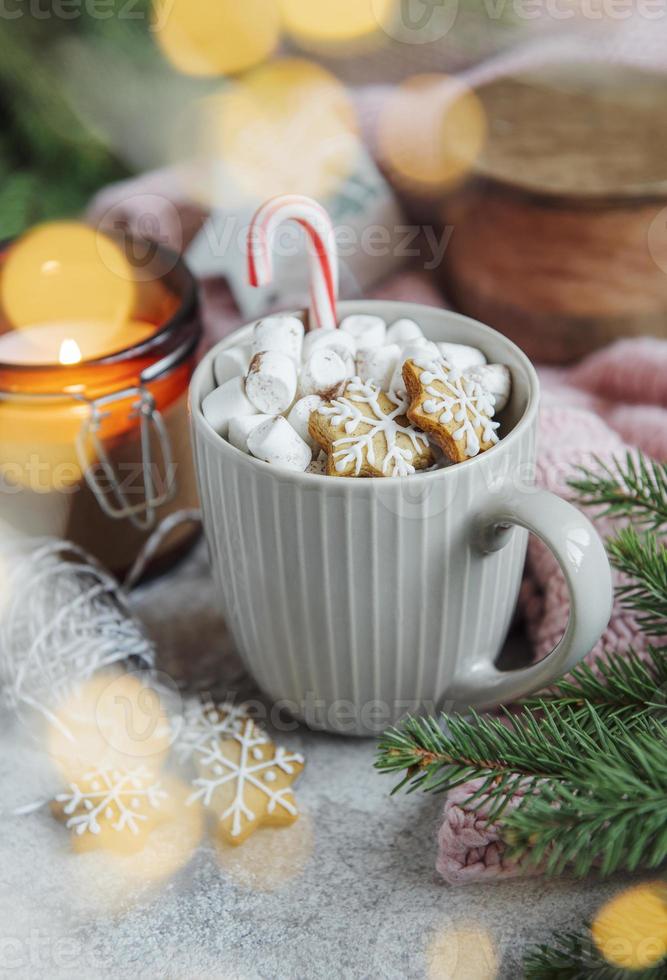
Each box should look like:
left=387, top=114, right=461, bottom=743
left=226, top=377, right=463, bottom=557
left=247, top=194, right=339, bottom=332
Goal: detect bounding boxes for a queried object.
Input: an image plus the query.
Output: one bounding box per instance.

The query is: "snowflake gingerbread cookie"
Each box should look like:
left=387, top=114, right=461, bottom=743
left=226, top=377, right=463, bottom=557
left=403, top=357, right=500, bottom=463
left=52, top=764, right=169, bottom=852
left=309, top=378, right=434, bottom=477
left=187, top=714, right=304, bottom=845
left=175, top=699, right=252, bottom=763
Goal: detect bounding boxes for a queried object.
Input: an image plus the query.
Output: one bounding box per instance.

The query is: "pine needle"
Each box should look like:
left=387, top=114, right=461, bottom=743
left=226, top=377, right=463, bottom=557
left=608, top=529, right=667, bottom=636
left=503, top=719, right=667, bottom=877
left=569, top=454, right=667, bottom=531
left=521, top=646, right=667, bottom=727
left=524, top=927, right=667, bottom=979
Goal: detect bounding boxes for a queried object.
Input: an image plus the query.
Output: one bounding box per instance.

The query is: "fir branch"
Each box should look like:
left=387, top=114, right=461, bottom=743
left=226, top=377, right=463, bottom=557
left=521, top=646, right=667, bottom=728
left=609, top=529, right=667, bottom=637
left=523, top=928, right=667, bottom=979
left=377, top=708, right=667, bottom=873
left=569, top=454, right=667, bottom=531
left=376, top=704, right=650, bottom=822
left=503, top=720, right=667, bottom=877
left=379, top=650, right=667, bottom=796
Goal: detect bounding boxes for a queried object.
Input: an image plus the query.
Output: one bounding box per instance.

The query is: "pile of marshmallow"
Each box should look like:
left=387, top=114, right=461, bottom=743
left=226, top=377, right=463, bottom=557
left=202, top=314, right=512, bottom=474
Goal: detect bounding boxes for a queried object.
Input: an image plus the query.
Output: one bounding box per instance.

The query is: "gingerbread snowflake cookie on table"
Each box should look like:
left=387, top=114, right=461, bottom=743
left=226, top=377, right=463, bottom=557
left=52, top=764, right=169, bottom=852
left=174, top=699, right=252, bottom=763
left=309, top=378, right=434, bottom=477
left=188, top=716, right=304, bottom=845
left=403, top=357, right=500, bottom=463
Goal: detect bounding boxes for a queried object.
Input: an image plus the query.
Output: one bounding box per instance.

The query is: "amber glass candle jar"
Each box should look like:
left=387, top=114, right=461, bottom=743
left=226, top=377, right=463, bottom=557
left=0, top=234, right=202, bottom=577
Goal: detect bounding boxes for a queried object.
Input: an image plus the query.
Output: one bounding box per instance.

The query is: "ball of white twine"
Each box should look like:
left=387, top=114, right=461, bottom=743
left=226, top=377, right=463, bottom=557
left=0, top=538, right=155, bottom=723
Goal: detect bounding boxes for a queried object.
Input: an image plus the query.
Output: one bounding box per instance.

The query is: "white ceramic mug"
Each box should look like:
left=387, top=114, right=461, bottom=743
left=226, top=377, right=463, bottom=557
left=190, top=301, right=613, bottom=735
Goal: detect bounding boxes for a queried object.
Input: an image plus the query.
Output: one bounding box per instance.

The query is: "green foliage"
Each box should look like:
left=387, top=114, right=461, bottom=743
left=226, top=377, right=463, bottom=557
left=0, top=2, right=156, bottom=236
left=569, top=454, right=667, bottom=531
left=376, top=696, right=667, bottom=861
left=523, top=645, right=667, bottom=728
left=572, top=455, right=667, bottom=636
left=503, top=719, right=667, bottom=877
left=608, top=529, right=667, bottom=637
left=524, top=929, right=667, bottom=979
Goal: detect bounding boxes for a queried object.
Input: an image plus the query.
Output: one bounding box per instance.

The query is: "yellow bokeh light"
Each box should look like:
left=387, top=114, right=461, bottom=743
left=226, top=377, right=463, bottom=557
left=1, top=222, right=136, bottom=337
left=592, top=882, right=667, bottom=970
left=280, top=0, right=395, bottom=43
left=47, top=671, right=173, bottom=783
left=214, top=812, right=314, bottom=891
left=192, top=58, right=359, bottom=206
left=152, top=0, right=280, bottom=77
left=378, top=75, right=487, bottom=195
left=113, top=776, right=204, bottom=881
left=426, top=924, right=498, bottom=980
left=56, top=777, right=204, bottom=916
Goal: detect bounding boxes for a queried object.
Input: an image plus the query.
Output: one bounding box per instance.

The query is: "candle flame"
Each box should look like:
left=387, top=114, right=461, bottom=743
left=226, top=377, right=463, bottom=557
left=59, top=338, right=82, bottom=366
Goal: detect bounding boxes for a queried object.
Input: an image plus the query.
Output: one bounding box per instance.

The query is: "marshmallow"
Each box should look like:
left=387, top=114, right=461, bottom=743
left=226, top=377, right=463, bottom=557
left=247, top=416, right=311, bottom=472
left=339, top=315, right=386, bottom=351
left=303, top=328, right=356, bottom=359
left=464, top=364, right=512, bottom=413
left=202, top=377, right=257, bottom=438
left=302, top=328, right=356, bottom=373
left=356, top=344, right=401, bottom=390
left=299, top=349, right=348, bottom=398
left=287, top=395, right=322, bottom=454
left=213, top=344, right=251, bottom=387
left=436, top=342, right=487, bottom=372
left=386, top=318, right=423, bottom=346
left=389, top=341, right=440, bottom=396
left=245, top=351, right=298, bottom=414
left=307, top=451, right=328, bottom=475
left=251, top=315, right=304, bottom=363
left=228, top=413, right=273, bottom=454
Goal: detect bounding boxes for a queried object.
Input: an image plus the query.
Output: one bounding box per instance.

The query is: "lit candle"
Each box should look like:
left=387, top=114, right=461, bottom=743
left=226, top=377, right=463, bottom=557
left=0, top=320, right=157, bottom=366
left=0, top=222, right=202, bottom=576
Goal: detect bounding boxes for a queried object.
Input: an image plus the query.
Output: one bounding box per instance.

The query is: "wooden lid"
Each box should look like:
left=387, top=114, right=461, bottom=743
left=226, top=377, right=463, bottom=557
left=474, top=67, right=667, bottom=201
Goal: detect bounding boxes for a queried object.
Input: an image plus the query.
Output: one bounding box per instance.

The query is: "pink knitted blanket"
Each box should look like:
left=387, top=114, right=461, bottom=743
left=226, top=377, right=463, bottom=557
left=438, top=336, right=667, bottom=885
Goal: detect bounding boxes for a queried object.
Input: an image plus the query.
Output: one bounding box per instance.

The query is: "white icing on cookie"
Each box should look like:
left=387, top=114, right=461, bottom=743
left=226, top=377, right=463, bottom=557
left=187, top=718, right=304, bottom=840
left=175, top=700, right=252, bottom=762
left=463, top=363, right=512, bottom=413
left=55, top=766, right=167, bottom=836
left=317, top=378, right=430, bottom=477
left=415, top=357, right=500, bottom=458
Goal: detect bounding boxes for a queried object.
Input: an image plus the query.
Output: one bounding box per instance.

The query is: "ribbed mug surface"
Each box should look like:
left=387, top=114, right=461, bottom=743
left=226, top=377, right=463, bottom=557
left=190, top=302, right=541, bottom=734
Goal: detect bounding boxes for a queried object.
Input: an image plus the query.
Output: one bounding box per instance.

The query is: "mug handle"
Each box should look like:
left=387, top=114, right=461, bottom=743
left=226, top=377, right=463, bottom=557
left=451, top=487, right=614, bottom=707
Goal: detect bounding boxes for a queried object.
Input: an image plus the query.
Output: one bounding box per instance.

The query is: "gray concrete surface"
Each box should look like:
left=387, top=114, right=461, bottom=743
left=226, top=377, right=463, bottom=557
left=0, top=542, right=629, bottom=979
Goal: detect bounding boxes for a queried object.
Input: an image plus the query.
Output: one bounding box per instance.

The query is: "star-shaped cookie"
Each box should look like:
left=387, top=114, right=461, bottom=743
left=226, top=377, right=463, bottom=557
left=52, top=764, right=170, bottom=854
left=403, top=357, right=500, bottom=463
left=187, top=718, right=304, bottom=845
left=308, top=378, right=434, bottom=478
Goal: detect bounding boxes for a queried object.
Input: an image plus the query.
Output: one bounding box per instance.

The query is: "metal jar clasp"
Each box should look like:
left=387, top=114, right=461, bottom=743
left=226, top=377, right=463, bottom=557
left=76, top=386, right=176, bottom=530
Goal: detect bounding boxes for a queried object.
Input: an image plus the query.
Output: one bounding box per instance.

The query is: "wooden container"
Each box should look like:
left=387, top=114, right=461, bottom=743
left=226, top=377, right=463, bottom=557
left=441, top=68, right=667, bottom=363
